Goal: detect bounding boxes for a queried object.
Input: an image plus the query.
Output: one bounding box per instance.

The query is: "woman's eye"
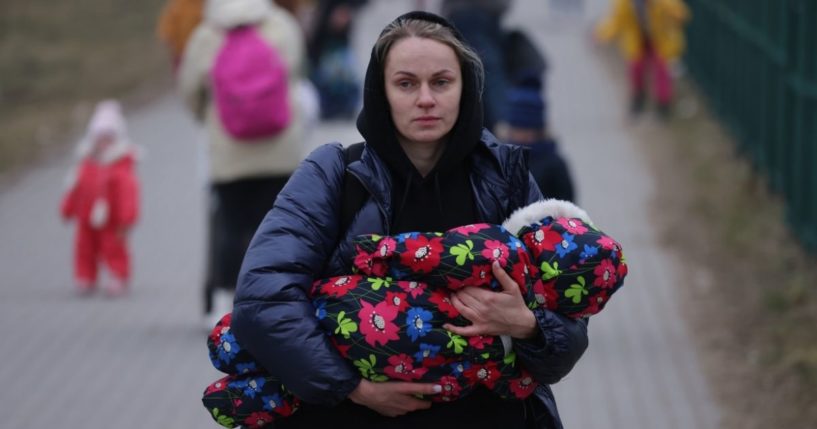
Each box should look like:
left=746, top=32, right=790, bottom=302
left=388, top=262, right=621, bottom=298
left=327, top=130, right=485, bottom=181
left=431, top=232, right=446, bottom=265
left=397, top=80, right=414, bottom=89
left=434, top=79, right=450, bottom=87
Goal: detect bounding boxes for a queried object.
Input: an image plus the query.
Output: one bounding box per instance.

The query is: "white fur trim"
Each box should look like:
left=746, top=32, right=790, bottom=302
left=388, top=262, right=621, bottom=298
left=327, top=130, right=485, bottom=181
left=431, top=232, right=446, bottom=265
left=502, top=199, right=594, bottom=236
left=90, top=198, right=109, bottom=229
left=205, top=0, right=273, bottom=29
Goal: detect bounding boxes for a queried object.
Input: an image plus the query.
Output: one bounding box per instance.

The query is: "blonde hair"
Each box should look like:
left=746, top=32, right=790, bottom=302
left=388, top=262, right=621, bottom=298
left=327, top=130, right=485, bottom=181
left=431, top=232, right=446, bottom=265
left=374, top=18, right=484, bottom=95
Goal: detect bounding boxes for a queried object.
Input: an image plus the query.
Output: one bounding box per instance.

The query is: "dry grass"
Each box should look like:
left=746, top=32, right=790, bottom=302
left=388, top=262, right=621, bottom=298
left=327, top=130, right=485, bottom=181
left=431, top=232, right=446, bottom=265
left=641, top=77, right=817, bottom=429
left=0, top=0, right=172, bottom=175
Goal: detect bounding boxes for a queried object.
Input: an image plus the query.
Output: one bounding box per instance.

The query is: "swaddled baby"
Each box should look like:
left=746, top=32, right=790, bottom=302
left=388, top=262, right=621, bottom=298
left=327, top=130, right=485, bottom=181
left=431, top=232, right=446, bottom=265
left=202, top=199, right=627, bottom=428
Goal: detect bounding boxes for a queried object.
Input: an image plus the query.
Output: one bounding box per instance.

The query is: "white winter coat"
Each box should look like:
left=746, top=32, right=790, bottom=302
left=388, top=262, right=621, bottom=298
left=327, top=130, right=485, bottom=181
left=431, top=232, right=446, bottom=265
left=178, top=0, right=307, bottom=183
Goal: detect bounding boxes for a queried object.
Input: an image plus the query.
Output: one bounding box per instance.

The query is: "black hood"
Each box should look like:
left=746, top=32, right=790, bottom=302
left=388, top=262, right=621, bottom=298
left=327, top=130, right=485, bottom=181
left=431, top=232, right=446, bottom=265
left=355, top=10, right=485, bottom=184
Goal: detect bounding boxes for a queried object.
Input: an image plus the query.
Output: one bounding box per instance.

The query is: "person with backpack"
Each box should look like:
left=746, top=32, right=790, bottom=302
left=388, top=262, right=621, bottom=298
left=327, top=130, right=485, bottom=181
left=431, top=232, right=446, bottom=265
left=178, top=0, right=307, bottom=328
left=229, top=11, right=588, bottom=428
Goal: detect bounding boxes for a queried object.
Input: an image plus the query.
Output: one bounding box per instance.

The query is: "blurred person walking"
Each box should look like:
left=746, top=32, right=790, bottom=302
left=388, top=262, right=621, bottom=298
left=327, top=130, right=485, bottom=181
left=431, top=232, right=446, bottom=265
left=440, top=0, right=512, bottom=132
left=60, top=100, right=141, bottom=297
left=178, top=0, right=307, bottom=328
left=156, top=0, right=205, bottom=73
left=500, top=72, right=575, bottom=202
left=595, top=0, right=690, bottom=118
left=307, top=0, right=368, bottom=119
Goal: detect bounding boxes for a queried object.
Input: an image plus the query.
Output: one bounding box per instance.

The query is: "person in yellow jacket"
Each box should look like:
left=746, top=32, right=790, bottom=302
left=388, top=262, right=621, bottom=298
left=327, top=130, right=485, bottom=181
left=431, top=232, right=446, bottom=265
left=596, top=0, right=690, bottom=117
left=156, top=0, right=205, bottom=72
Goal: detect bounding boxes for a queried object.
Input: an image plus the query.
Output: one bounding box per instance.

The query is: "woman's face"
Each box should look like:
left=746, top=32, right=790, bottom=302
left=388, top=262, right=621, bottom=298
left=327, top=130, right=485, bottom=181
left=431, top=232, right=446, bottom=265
left=384, top=36, right=462, bottom=148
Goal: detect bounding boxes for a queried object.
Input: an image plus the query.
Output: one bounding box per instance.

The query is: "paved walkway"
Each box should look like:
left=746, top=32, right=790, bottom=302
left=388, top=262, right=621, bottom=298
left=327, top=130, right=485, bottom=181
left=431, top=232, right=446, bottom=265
left=0, top=1, right=719, bottom=427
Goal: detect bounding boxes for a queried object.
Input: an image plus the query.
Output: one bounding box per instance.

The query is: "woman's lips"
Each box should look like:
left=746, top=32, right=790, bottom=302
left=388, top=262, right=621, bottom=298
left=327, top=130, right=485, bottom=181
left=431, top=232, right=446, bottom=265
left=414, top=116, right=440, bottom=124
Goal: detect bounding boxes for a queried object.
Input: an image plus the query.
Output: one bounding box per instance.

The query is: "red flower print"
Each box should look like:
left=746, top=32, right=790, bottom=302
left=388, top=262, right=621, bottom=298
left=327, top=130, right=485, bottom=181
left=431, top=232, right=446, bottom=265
left=445, top=275, right=468, bottom=290
left=593, top=259, right=618, bottom=289
left=358, top=299, right=400, bottom=347
left=436, top=375, right=463, bottom=402
left=451, top=223, right=491, bottom=236
left=508, top=371, right=538, bottom=399
left=205, top=376, right=230, bottom=395
left=533, top=279, right=559, bottom=310
left=523, top=225, right=562, bottom=258
left=429, top=289, right=459, bottom=318
left=319, top=276, right=360, bottom=298
left=467, top=335, right=494, bottom=350
left=577, top=290, right=609, bottom=317
left=401, top=236, right=444, bottom=273
left=384, top=354, right=428, bottom=381
left=510, top=258, right=533, bottom=294
left=617, top=259, right=628, bottom=279
left=464, top=264, right=492, bottom=287
left=557, top=217, right=589, bottom=235
left=353, top=247, right=388, bottom=277
left=244, top=411, right=275, bottom=428
left=376, top=237, right=397, bottom=258
left=596, top=235, right=618, bottom=250
left=397, top=281, right=427, bottom=299
left=480, top=240, right=510, bottom=266
left=464, top=361, right=501, bottom=389
left=385, top=291, right=409, bottom=313
left=209, top=313, right=232, bottom=343
left=330, top=337, right=351, bottom=358
left=274, top=401, right=294, bottom=417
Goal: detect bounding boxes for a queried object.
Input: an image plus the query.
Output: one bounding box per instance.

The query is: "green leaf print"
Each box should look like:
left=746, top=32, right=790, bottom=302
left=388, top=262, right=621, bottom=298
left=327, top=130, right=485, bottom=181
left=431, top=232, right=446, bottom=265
left=540, top=261, right=562, bottom=280
left=450, top=240, right=475, bottom=266
left=370, top=276, right=393, bottom=291
left=335, top=311, right=358, bottom=339
left=371, top=234, right=382, bottom=241
left=564, top=276, right=588, bottom=304
left=212, top=408, right=236, bottom=428
left=503, top=350, right=517, bottom=365
left=354, top=354, right=386, bottom=381
left=446, top=331, right=468, bottom=354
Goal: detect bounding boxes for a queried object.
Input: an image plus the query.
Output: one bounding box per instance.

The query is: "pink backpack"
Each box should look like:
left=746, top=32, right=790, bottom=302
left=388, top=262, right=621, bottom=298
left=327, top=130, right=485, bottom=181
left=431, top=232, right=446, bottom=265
left=212, top=26, right=291, bottom=140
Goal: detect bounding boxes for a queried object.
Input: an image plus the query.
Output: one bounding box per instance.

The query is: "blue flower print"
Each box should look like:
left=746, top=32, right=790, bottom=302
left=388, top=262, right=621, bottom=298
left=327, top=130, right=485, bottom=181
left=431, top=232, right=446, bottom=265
left=262, top=393, right=284, bottom=412
left=217, top=332, right=241, bottom=364
left=555, top=233, right=578, bottom=258
left=314, top=298, right=327, bottom=320
left=406, top=307, right=433, bottom=342
left=236, top=362, right=258, bottom=374
left=505, top=235, right=524, bottom=253
left=450, top=360, right=472, bottom=376
left=414, top=343, right=441, bottom=363
left=241, top=376, right=266, bottom=399
left=580, top=244, right=599, bottom=260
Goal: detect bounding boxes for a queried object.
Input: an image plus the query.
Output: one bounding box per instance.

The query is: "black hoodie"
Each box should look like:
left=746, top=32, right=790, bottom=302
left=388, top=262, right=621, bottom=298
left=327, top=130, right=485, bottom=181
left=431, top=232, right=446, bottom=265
left=356, top=11, right=485, bottom=234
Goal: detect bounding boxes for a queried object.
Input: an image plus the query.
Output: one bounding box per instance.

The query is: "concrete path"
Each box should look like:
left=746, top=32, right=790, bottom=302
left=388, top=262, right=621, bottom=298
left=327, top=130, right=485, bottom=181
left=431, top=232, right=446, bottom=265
left=0, top=0, right=719, bottom=427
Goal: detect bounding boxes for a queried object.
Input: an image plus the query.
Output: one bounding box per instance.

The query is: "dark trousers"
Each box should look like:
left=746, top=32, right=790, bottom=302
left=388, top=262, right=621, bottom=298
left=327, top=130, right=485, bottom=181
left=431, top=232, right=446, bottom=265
left=203, top=175, right=290, bottom=314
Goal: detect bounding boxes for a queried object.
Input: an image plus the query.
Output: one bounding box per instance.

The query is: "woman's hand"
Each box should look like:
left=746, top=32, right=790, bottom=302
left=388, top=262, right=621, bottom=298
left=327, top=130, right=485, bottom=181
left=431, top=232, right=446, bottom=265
left=348, top=379, right=441, bottom=417
left=443, top=261, right=538, bottom=339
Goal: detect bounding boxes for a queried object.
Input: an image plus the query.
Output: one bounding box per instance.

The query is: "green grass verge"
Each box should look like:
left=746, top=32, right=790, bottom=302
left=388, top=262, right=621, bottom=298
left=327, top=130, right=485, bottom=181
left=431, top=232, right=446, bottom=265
left=0, top=0, right=171, bottom=174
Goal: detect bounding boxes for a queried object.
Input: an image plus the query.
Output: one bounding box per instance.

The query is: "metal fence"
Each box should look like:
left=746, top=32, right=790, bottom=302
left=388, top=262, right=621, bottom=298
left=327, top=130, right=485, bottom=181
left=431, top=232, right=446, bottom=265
left=684, top=0, right=817, bottom=252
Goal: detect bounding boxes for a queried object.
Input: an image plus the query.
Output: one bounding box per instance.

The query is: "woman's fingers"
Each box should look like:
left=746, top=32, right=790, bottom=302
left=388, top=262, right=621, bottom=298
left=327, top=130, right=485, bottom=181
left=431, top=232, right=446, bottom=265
left=491, top=261, right=521, bottom=295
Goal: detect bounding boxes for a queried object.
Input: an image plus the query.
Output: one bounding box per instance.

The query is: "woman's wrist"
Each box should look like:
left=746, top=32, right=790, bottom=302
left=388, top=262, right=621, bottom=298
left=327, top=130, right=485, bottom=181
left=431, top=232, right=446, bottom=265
left=512, top=309, right=539, bottom=339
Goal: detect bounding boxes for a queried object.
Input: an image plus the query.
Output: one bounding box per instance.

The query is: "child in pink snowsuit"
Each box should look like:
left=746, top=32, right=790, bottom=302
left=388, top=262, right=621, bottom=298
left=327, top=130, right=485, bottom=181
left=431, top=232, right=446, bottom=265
left=61, top=100, right=141, bottom=296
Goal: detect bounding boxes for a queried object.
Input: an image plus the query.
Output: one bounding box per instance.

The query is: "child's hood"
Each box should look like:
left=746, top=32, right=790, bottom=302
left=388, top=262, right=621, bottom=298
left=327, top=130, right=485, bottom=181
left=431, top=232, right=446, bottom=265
left=502, top=199, right=593, bottom=236
left=75, top=100, right=142, bottom=164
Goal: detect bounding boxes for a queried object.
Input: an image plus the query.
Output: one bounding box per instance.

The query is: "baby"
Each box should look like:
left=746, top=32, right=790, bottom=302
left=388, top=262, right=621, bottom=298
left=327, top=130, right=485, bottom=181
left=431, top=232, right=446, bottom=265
left=202, top=199, right=627, bottom=428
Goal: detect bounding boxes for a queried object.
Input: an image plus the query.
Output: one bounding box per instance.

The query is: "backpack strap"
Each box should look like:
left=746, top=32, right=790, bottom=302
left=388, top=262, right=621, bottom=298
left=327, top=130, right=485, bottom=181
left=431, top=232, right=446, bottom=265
left=339, top=142, right=368, bottom=235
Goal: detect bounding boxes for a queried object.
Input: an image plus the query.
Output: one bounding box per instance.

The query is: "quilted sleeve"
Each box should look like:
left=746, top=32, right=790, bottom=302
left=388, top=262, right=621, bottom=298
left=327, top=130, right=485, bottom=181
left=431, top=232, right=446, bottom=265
left=230, top=143, right=362, bottom=406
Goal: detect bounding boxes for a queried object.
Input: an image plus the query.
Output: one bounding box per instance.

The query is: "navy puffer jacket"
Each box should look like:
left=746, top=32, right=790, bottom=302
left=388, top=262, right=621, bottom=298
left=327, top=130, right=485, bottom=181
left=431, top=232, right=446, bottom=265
left=232, top=132, right=588, bottom=429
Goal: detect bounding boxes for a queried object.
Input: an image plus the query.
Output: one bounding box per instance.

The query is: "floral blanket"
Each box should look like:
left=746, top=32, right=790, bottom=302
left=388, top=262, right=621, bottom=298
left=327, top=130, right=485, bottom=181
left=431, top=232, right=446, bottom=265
left=203, top=208, right=627, bottom=428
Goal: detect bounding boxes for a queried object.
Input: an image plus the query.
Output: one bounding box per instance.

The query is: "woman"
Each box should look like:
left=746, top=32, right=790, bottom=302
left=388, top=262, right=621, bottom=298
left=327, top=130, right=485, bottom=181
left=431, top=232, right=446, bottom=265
left=231, top=11, right=588, bottom=428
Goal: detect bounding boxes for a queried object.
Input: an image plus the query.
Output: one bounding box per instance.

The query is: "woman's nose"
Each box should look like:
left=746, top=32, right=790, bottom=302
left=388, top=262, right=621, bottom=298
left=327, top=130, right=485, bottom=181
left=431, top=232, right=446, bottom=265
left=417, top=83, right=436, bottom=108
